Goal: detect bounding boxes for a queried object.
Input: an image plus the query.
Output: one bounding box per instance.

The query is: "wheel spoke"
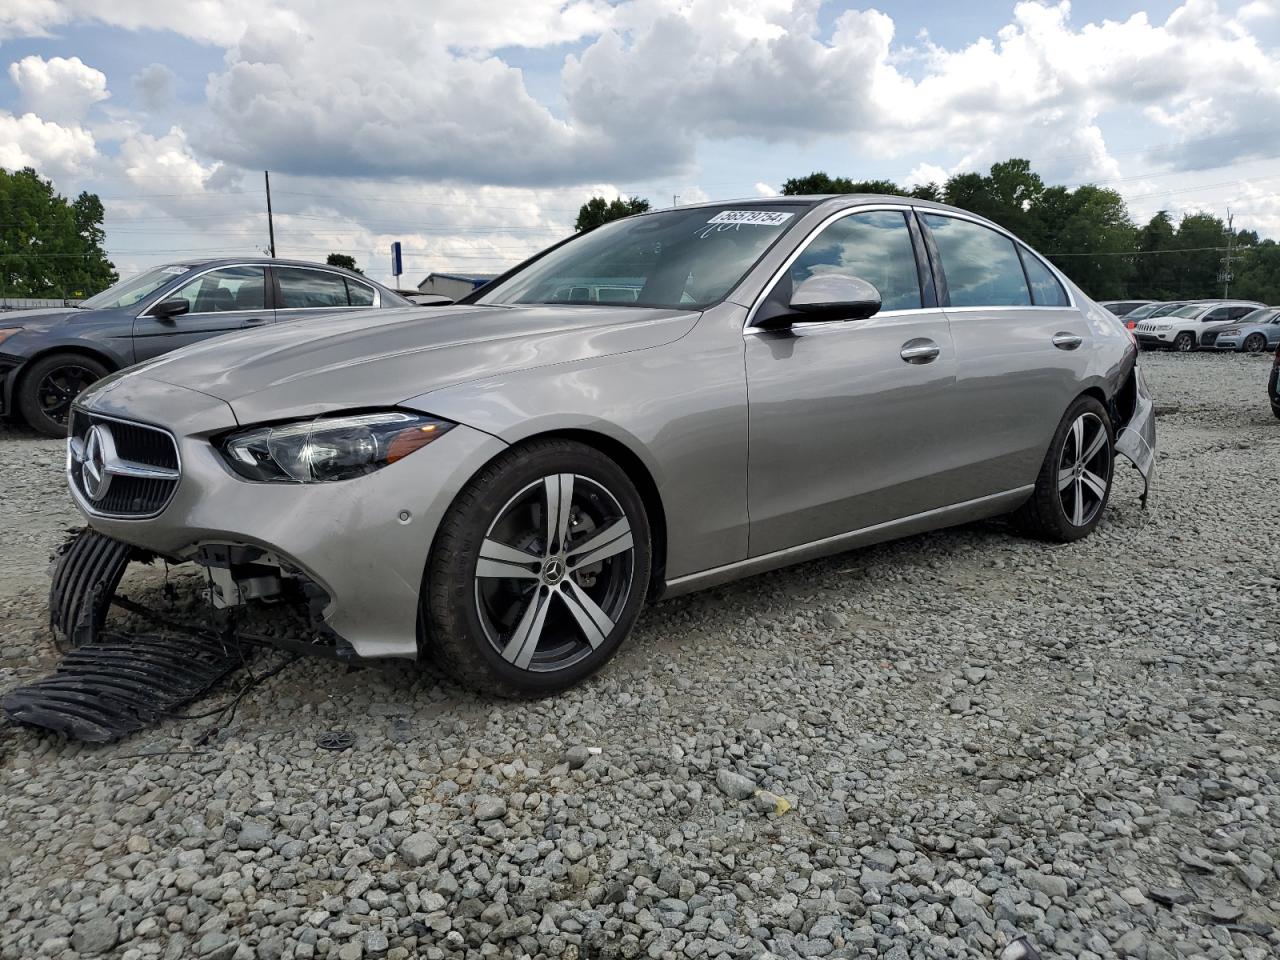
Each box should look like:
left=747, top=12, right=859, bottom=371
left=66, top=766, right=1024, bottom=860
left=544, top=474, right=575, bottom=553
left=1072, top=479, right=1086, bottom=525
left=1069, top=416, right=1084, bottom=462
left=567, top=518, right=633, bottom=567
left=476, top=538, right=542, bottom=580
left=1057, top=465, right=1075, bottom=491
left=503, top=588, right=553, bottom=668
left=1081, top=424, right=1107, bottom=464
left=1080, top=468, right=1108, bottom=501
left=559, top=579, right=614, bottom=649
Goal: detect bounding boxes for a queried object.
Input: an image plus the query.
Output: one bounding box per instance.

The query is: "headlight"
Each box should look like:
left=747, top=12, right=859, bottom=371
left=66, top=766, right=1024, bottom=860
left=1154, top=323, right=1172, bottom=331
left=1217, top=328, right=1239, bottom=336
left=220, top=410, right=454, bottom=483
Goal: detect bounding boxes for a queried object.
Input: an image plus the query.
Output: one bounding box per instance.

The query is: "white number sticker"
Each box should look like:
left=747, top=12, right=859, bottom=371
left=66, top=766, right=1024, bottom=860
left=706, top=210, right=794, bottom=227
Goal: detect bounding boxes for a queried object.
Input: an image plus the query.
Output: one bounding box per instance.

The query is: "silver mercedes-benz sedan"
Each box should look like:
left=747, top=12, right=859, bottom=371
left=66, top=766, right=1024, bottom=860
left=67, top=196, right=1156, bottom=695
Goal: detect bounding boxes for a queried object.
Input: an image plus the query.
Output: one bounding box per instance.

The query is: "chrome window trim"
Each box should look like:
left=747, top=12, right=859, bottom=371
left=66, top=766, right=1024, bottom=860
left=742, top=307, right=933, bottom=336
left=138, top=263, right=269, bottom=319
left=65, top=408, right=183, bottom=521
left=914, top=209, right=1078, bottom=311
left=274, top=264, right=382, bottom=310
left=742, top=202, right=1079, bottom=334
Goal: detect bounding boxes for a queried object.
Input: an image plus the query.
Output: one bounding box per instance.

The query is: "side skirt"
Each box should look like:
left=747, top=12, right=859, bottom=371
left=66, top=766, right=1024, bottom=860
left=662, top=485, right=1034, bottom=599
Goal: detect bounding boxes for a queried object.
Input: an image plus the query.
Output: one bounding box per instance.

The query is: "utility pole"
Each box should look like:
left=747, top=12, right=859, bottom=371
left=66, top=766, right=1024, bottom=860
left=672, top=194, right=679, bottom=208
left=265, top=170, right=277, bottom=258
left=1221, top=208, right=1233, bottom=298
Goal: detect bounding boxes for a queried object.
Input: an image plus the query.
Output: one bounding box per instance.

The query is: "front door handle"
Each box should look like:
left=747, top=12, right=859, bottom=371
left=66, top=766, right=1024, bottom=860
left=1052, top=332, right=1083, bottom=350
left=900, top=338, right=941, bottom=364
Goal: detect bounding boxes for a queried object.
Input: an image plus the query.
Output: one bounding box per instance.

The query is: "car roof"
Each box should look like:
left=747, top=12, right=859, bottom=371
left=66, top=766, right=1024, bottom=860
left=164, top=257, right=392, bottom=288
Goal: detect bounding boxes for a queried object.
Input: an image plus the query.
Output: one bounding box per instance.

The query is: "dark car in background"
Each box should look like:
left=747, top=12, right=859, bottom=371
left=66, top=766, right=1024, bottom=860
left=1270, top=346, right=1280, bottom=419
left=0, top=259, right=408, bottom=435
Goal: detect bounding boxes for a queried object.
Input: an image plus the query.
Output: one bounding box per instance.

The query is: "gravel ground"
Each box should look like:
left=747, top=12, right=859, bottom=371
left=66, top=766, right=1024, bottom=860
left=1, top=351, right=1278, bottom=960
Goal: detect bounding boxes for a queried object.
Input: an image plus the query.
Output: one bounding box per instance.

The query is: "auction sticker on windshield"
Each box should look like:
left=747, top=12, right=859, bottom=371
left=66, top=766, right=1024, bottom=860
left=706, top=210, right=794, bottom=226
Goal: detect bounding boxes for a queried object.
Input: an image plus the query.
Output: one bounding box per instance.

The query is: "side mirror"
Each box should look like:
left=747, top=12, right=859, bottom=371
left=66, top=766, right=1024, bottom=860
left=151, top=298, right=190, bottom=320
left=755, top=275, right=882, bottom=329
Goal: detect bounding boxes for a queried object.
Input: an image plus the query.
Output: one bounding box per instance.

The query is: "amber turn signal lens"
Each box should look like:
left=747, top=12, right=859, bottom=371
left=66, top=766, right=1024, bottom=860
left=386, top=423, right=443, bottom=463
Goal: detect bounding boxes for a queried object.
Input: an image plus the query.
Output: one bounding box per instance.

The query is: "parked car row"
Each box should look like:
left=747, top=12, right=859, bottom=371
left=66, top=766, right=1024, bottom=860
left=1119, top=299, right=1274, bottom=352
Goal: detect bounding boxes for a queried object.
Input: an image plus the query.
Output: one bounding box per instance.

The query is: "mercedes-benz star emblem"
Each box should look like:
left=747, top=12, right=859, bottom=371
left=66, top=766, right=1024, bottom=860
left=80, top=424, right=114, bottom=501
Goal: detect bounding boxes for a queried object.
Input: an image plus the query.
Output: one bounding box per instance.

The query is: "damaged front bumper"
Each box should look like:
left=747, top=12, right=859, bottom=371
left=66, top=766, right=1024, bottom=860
left=1114, top=363, right=1157, bottom=507
left=68, top=377, right=508, bottom=659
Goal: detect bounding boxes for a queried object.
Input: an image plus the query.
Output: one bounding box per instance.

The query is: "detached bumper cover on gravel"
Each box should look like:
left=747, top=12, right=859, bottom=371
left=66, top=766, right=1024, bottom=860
left=0, top=632, right=243, bottom=742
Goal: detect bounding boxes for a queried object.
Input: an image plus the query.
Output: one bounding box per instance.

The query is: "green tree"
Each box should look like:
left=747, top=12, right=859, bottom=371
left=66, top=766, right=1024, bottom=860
left=780, top=172, right=912, bottom=197
left=1233, top=240, right=1280, bottom=303
left=325, top=252, right=362, bottom=273
left=1032, top=184, right=1135, bottom=298
left=575, top=196, right=650, bottom=232
left=1132, top=211, right=1179, bottom=299
left=0, top=167, right=116, bottom=298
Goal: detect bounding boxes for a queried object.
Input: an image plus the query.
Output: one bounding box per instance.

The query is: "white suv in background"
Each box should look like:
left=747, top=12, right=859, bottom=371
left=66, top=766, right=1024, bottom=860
left=1135, top=300, right=1264, bottom=352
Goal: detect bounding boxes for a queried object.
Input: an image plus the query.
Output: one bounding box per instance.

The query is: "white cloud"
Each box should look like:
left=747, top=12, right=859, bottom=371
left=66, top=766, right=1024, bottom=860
left=0, top=111, right=97, bottom=177
left=754, top=181, right=779, bottom=197
left=905, top=163, right=949, bottom=189
left=8, top=55, right=109, bottom=122
left=1236, top=1, right=1277, bottom=21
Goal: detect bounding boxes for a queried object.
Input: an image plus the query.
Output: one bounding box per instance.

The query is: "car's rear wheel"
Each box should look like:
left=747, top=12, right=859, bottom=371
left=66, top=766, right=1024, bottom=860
left=1012, top=395, right=1114, bottom=543
left=1173, top=332, right=1195, bottom=352
left=1243, top=333, right=1267, bottom=354
left=18, top=352, right=109, bottom=437
left=424, top=439, right=651, bottom=696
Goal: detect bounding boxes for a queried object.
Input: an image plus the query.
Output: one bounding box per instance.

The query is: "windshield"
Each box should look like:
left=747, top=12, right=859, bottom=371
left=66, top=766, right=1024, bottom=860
left=477, top=204, right=812, bottom=310
left=80, top=264, right=193, bottom=310
left=1168, top=304, right=1206, bottom=319
left=1238, top=308, right=1277, bottom=325
left=1149, top=302, right=1185, bottom=317
left=1124, top=302, right=1160, bottom=320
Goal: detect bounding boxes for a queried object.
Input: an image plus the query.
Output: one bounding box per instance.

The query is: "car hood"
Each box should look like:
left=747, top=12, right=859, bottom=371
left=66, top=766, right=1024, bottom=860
left=122, top=303, right=701, bottom=426
left=0, top=307, right=85, bottom=331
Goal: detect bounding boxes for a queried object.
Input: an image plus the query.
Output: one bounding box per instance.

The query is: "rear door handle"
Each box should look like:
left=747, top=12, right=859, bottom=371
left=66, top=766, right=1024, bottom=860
left=900, top=338, right=941, bottom=364
left=1052, top=332, right=1083, bottom=350
left=240, top=317, right=269, bottom=327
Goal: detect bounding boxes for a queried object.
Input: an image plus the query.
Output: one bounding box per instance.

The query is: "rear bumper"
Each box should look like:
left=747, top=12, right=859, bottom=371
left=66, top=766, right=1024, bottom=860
left=1115, top=365, right=1157, bottom=508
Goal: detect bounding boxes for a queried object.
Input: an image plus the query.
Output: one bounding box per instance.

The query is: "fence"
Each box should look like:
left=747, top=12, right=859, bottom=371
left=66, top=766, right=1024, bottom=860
left=0, top=298, right=83, bottom=311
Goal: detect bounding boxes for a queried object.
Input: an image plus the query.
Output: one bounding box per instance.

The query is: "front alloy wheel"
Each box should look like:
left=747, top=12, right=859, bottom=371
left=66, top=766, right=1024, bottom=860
left=426, top=439, right=651, bottom=695
left=1173, top=332, right=1195, bottom=352
left=1243, top=333, right=1267, bottom=354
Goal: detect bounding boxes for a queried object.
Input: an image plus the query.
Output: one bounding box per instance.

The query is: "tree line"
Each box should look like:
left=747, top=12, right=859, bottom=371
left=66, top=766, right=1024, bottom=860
left=577, top=159, right=1280, bottom=303
left=0, top=167, right=116, bottom=299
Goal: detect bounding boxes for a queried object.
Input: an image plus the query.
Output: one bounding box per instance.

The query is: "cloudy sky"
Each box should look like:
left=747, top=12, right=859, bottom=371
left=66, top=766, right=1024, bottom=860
left=1, top=0, right=1278, bottom=287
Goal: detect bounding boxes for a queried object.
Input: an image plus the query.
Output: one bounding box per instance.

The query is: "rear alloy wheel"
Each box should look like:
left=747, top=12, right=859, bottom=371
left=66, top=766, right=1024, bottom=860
left=1243, top=333, right=1267, bottom=354
left=1173, top=332, right=1195, bottom=352
left=426, top=440, right=651, bottom=696
left=18, top=352, right=109, bottom=437
left=1012, top=396, right=1114, bottom=543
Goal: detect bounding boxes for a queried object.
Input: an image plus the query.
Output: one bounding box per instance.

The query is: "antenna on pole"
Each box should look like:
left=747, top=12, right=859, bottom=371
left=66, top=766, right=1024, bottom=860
left=673, top=194, right=679, bottom=208
left=1220, top=208, right=1233, bottom=298
left=265, top=170, right=277, bottom=258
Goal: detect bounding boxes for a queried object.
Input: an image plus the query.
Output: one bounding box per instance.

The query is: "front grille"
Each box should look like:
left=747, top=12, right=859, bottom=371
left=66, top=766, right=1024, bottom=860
left=69, top=410, right=181, bottom=518
left=1200, top=332, right=1219, bottom=346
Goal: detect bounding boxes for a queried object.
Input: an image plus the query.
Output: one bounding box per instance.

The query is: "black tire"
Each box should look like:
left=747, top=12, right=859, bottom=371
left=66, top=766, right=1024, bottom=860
left=1272, top=403, right=1280, bottom=421
left=1243, top=333, right=1267, bottom=354
left=1012, top=395, right=1115, bottom=543
left=1173, top=332, right=1195, bottom=352
left=424, top=439, right=652, bottom=697
left=18, top=352, right=109, bottom=437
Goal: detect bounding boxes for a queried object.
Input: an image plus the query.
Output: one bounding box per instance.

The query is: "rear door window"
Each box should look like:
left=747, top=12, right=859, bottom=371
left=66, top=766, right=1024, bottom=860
left=921, top=214, right=1032, bottom=307
left=1018, top=248, right=1069, bottom=306
left=345, top=279, right=376, bottom=306
left=276, top=268, right=353, bottom=309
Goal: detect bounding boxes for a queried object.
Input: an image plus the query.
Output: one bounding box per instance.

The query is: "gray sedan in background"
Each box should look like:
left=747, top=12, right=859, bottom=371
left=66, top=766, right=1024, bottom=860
left=68, top=197, right=1155, bottom=695
left=1201, top=307, right=1280, bottom=352
left=0, top=259, right=408, bottom=435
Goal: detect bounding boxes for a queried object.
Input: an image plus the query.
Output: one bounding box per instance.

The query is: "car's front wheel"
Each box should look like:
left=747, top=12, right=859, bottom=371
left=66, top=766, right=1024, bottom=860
left=1173, top=332, right=1195, bottom=352
left=424, top=439, right=651, bottom=696
left=18, top=352, right=109, bottom=437
left=1012, top=395, right=1114, bottom=543
left=1243, top=333, right=1267, bottom=354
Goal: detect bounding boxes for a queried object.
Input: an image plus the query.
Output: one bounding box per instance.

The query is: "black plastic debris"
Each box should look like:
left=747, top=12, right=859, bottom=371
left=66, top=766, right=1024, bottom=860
left=317, top=730, right=356, bottom=751
left=1, top=632, right=243, bottom=742
left=48, top=528, right=137, bottom=651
